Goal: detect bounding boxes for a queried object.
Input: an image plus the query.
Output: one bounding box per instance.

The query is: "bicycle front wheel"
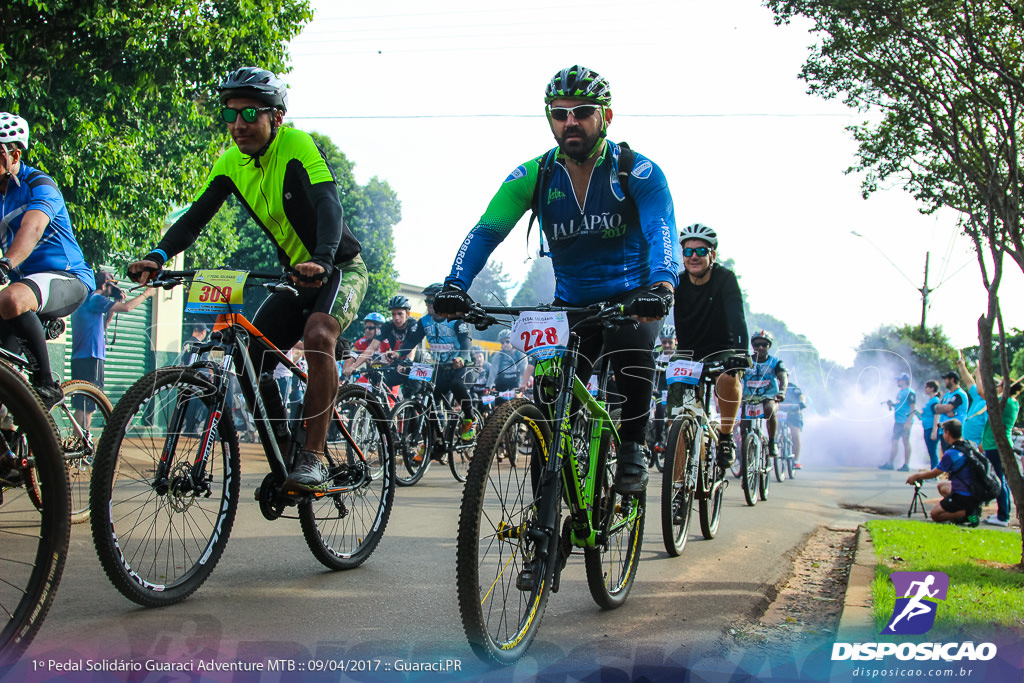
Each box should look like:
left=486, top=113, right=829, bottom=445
left=456, top=398, right=555, bottom=665
left=300, top=384, right=395, bottom=570
left=0, top=368, right=69, bottom=664
left=390, top=399, right=431, bottom=486
left=661, top=417, right=696, bottom=557
left=741, top=433, right=760, bottom=506
left=773, top=441, right=787, bottom=483
left=90, top=367, right=241, bottom=607
left=449, top=406, right=483, bottom=483
left=698, top=437, right=725, bottom=539
left=52, top=380, right=112, bottom=523
left=759, top=438, right=771, bottom=501
left=585, top=434, right=644, bottom=609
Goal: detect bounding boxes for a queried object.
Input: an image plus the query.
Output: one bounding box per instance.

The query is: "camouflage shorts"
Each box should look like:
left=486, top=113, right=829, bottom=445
left=330, top=254, right=368, bottom=335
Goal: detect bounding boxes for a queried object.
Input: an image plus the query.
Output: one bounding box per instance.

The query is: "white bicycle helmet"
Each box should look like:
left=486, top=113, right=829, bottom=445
left=679, top=223, right=718, bottom=249
left=0, top=113, right=29, bottom=150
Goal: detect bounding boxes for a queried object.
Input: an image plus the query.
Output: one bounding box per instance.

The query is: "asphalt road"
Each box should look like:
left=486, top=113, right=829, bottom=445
left=15, top=451, right=913, bottom=681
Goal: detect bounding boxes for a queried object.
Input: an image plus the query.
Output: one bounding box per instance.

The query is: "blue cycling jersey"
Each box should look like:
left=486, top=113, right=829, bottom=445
left=0, top=163, right=94, bottom=290
left=446, top=141, right=679, bottom=305
left=421, top=315, right=471, bottom=364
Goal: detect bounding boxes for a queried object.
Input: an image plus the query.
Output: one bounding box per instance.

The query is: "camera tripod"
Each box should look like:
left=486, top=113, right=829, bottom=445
left=907, top=481, right=928, bottom=519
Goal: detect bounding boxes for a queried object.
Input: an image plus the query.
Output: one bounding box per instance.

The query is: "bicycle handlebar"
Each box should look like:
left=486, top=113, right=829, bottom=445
left=131, top=269, right=297, bottom=295
left=462, top=302, right=632, bottom=332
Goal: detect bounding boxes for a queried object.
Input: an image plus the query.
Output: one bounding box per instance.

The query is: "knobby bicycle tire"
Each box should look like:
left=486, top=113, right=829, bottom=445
left=0, top=366, right=70, bottom=664
left=390, top=399, right=431, bottom=486
left=456, top=398, right=555, bottom=665
left=759, top=436, right=771, bottom=501
left=741, top=433, right=760, bottom=506
left=584, top=432, right=644, bottom=609
left=773, top=434, right=787, bottom=483
left=299, top=383, right=395, bottom=570
left=698, top=435, right=725, bottom=539
left=661, top=416, right=696, bottom=557
left=52, top=380, right=112, bottom=524
left=90, top=366, right=241, bottom=607
left=449, top=406, right=484, bottom=483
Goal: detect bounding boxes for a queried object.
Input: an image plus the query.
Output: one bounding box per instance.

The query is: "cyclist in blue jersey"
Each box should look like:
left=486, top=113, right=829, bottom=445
left=879, top=372, right=916, bottom=471
left=0, top=112, right=94, bottom=409
left=409, top=284, right=475, bottom=441
left=741, top=329, right=788, bottom=460
left=433, top=65, right=680, bottom=494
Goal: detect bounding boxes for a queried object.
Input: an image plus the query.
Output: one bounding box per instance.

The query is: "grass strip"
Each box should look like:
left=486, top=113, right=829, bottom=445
left=865, top=520, right=1023, bottom=637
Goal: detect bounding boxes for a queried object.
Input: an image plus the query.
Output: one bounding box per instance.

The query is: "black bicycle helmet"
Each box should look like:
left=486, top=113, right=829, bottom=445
left=386, top=295, right=410, bottom=310
left=421, top=283, right=444, bottom=299
left=544, top=65, right=612, bottom=105
left=217, top=67, right=289, bottom=112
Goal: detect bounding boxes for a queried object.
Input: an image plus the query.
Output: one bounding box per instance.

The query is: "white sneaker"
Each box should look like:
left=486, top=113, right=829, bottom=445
left=983, top=515, right=1009, bottom=527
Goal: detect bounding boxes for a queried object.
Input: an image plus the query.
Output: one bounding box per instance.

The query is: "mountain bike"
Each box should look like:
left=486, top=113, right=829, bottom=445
left=456, top=303, right=645, bottom=665
left=89, top=269, right=395, bottom=607
left=50, top=380, right=112, bottom=523
left=739, top=398, right=772, bottom=506
left=390, top=361, right=484, bottom=485
left=0, top=346, right=70, bottom=663
left=775, top=412, right=795, bottom=481
left=661, top=358, right=731, bottom=556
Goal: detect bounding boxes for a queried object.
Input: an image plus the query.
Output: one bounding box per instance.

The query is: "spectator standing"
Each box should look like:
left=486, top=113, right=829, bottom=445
left=977, top=375, right=1021, bottom=527
left=70, top=271, right=154, bottom=424
left=933, top=370, right=969, bottom=437
left=880, top=373, right=915, bottom=471
left=917, top=380, right=942, bottom=469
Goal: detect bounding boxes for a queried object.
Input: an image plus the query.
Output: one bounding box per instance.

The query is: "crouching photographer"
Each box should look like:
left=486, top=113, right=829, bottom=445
left=904, top=418, right=999, bottom=527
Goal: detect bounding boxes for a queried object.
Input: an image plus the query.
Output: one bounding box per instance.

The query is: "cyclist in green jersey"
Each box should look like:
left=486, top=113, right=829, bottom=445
left=129, top=67, right=368, bottom=491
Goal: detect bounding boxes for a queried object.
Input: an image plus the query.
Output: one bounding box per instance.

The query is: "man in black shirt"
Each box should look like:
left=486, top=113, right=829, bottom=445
left=671, top=223, right=749, bottom=467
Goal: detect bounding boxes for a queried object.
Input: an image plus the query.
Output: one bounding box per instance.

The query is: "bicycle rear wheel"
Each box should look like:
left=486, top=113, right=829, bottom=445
left=390, top=399, right=431, bottom=486
left=0, top=368, right=69, bottom=664
left=300, top=384, right=395, bottom=570
left=661, top=417, right=696, bottom=557
left=585, top=434, right=644, bottom=609
left=449, top=406, right=483, bottom=483
left=90, top=366, right=240, bottom=607
left=773, top=448, right=786, bottom=482
left=51, top=380, right=112, bottom=524
left=741, top=433, right=760, bottom=506
left=456, top=398, right=554, bottom=665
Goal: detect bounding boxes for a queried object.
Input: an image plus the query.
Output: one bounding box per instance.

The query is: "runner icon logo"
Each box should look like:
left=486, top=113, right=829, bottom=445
left=885, top=571, right=949, bottom=635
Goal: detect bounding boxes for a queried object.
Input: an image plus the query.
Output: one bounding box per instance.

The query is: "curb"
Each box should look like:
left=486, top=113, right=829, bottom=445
left=836, top=524, right=878, bottom=641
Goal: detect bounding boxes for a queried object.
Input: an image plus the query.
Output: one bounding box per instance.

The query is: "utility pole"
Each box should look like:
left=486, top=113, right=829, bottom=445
left=919, top=252, right=931, bottom=338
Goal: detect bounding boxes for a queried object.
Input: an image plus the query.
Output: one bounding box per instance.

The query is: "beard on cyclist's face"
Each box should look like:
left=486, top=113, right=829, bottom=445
left=549, top=99, right=605, bottom=163
left=225, top=96, right=277, bottom=156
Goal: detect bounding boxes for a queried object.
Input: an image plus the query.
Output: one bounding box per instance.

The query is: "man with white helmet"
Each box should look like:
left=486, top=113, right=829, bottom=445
left=671, top=223, right=750, bottom=468
left=433, top=65, right=680, bottom=494
left=488, top=328, right=527, bottom=408
left=127, top=67, right=367, bottom=491
left=0, top=112, right=95, bottom=408
left=742, top=329, right=788, bottom=460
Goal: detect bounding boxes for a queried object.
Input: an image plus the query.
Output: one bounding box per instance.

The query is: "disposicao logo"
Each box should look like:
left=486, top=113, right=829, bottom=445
left=831, top=570, right=997, bottom=662
left=886, top=571, right=948, bottom=635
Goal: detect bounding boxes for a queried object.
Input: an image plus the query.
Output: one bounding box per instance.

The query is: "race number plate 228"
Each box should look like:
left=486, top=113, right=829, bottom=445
left=510, top=311, right=570, bottom=360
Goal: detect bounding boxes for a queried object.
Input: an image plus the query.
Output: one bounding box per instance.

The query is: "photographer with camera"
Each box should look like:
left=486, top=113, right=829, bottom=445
left=70, top=270, right=154, bottom=424
left=904, top=419, right=984, bottom=526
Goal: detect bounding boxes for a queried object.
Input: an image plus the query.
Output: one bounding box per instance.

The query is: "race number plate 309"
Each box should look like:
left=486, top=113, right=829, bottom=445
left=510, top=311, right=570, bottom=360
left=185, top=270, right=248, bottom=314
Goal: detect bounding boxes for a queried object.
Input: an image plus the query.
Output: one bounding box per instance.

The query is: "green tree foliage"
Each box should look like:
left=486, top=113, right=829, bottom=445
left=0, top=0, right=312, bottom=267
left=768, top=0, right=1024, bottom=559
left=512, top=257, right=555, bottom=306
left=469, top=261, right=513, bottom=307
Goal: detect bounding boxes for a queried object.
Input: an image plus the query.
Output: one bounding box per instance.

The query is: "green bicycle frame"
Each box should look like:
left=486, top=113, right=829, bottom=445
left=532, top=349, right=637, bottom=549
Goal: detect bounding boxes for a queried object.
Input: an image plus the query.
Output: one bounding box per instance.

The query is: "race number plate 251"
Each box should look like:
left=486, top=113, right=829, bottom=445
left=185, top=270, right=248, bottom=314
left=510, top=311, right=570, bottom=360
left=666, top=359, right=703, bottom=386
